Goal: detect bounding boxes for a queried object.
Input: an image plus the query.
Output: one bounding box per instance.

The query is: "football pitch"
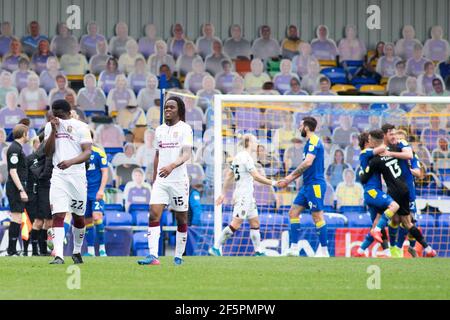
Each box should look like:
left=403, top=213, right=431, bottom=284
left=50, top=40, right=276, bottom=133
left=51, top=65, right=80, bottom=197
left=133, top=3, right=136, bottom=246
left=0, top=257, right=449, bottom=300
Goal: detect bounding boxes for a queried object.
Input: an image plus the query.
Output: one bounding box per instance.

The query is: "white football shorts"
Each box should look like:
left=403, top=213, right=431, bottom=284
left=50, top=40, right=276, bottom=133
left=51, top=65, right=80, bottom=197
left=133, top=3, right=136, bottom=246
left=233, top=195, right=258, bottom=220
left=50, top=172, right=87, bottom=216
left=150, top=179, right=189, bottom=212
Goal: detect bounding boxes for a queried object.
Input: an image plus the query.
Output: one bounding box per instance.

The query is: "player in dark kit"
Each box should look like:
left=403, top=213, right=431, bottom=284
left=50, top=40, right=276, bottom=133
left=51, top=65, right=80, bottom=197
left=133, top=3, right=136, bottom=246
left=4, top=124, right=29, bottom=256
left=26, top=133, right=53, bottom=256
left=359, top=130, right=436, bottom=257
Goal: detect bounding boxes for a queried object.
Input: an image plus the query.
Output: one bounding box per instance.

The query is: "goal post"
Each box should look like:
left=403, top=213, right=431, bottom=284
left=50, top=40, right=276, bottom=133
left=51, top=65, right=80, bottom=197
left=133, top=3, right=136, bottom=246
left=213, top=94, right=450, bottom=257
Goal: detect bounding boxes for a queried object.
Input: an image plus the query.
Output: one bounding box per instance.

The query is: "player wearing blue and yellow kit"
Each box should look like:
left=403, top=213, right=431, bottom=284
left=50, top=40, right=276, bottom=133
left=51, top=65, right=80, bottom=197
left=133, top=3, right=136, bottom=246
left=355, top=132, right=399, bottom=257
left=84, top=132, right=109, bottom=257
left=278, top=117, right=329, bottom=257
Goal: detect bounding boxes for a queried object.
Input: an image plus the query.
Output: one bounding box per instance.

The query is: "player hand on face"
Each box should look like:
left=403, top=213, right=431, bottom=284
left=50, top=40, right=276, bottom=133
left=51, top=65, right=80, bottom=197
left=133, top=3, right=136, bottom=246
left=158, top=163, right=176, bottom=178
left=215, top=194, right=225, bottom=206
left=57, top=159, right=74, bottom=170
left=20, top=190, right=29, bottom=202
left=49, top=116, right=60, bottom=131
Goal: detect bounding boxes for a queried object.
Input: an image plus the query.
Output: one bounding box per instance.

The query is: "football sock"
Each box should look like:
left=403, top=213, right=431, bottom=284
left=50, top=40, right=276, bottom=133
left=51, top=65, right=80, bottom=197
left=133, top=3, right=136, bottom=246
left=53, top=227, right=65, bottom=259
left=215, top=225, right=235, bottom=248
left=148, top=223, right=161, bottom=258
left=396, top=225, right=409, bottom=249
left=360, top=232, right=374, bottom=250
left=250, top=228, right=262, bottom=253
left=31, top=229, right=40, bottom=255
left=381, top=229, right=389, bottom=250
left=39, top=229, right=48, bottom=254
left=175, top=224, right=187, bottom=259
left=289, top=218, right=300, bottom=247
left=95, top=219, right=105, bottom=245
left=7, top=222, right=21, bottom=254
left=72, top=227, right=85, bottom=255
left=408, top=226, right=429, bottom=249
left=408, top=234, right=417, bottom=248
left=315, top=220, right=328, bottom=248
left=388, top=222, right=398, bottom=247
left=375, top=208, right=394, bottom=231
left=85, top=223, right=95, bottom=247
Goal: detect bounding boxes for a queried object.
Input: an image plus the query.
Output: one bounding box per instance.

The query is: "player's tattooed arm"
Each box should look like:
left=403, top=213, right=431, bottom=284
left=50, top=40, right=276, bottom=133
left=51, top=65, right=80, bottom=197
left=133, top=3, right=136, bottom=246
left=216, top=169, right=234, bottom=205
left=285, top=153, right=315, bottom=184
left=57, top=143, right=92, bottom=170
left=159, top=146, right=192, bottom=178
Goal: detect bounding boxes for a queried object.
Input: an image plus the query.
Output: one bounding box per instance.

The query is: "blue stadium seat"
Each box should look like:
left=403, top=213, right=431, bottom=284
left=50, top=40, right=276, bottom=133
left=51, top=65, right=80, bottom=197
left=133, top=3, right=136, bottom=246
left=259, top=214, right=284, bottom=226
left=320, top=67, right=347, bottom=84
left=346, top=212, right=372, bottom=227
left=135, top=211, right=149, bottom=226
left=438, top=214, right=450, bottom=228
left=132, top=231, right=148, bottom=256
left=84, top=110, right=106, bottom=117
left=415, top=214, right=435, bottom=228
left=104, top=147, right=124, bottom=155
left=369, top=103, right=389, bottom=111
left=202, top=204, right=214, bottom=213
left=299, top=214, right=315, bottom=227
left=104, top=211, right=132, bottom=226
left=104, top=203, right=124, bottom=211
left=105, top=229, right=132, bottom=256
left=129, top=204, right=150, bottom=213
left=339, top=206, right=366, bottom=214
left=200, top=212, right=215, bottom=226
left=350, top=77, right=379, bottom=86
left=341, top=60, right=364, bottom=67
left=438, top=169, right=450, bottom=182
left=324, top=214, right=346, bottom=227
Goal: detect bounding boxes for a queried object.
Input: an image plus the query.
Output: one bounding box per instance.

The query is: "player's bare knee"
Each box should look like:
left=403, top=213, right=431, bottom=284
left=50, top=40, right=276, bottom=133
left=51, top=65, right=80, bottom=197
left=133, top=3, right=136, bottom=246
left=230, top=218, right=242, bottom=230
left=149, top=206, right=164, bottom=222
left=390, top=201, right=400, bottom=213
left=52, top=213, right=66, bottom=227
left=175, top=211, right=188, bottom=225
left=73, top=215, right=85, bottom=228
left=248, top=218, right=260, bottom=229
left=289, top=206, right=301, bottom=219
left=93, top=212, right=103, bottom=222
left=311, top=211, right=324, bottom=224
left=33, top=219, right=44, bottom=229
left=44, top=219, right=52, bottom=229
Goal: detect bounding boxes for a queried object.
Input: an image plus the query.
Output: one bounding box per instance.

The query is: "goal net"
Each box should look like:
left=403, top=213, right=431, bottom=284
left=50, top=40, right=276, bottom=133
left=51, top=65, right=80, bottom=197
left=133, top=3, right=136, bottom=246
left=182, top=95, right=450, bottom=258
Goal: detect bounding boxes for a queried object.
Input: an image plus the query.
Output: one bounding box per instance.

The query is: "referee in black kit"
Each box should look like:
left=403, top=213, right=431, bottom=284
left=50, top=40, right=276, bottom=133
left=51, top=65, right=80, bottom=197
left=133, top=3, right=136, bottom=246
left=5, top=124, right=29, bottom=256
left=27, top=133, right=53, bottom=256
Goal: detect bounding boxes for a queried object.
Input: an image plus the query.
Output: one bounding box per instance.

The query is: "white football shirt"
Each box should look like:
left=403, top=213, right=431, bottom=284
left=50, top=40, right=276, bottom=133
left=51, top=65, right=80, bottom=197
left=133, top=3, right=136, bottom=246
left=231, top=150, right=256, bottom=199
left=154, top=120, right=193, bottom=182
left=45, top=118, right=92, bottom=175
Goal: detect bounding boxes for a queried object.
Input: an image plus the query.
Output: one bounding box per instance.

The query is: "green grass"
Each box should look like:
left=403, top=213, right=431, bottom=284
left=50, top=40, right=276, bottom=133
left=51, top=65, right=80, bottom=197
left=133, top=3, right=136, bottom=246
left=0, top=257, right=449, bottom=300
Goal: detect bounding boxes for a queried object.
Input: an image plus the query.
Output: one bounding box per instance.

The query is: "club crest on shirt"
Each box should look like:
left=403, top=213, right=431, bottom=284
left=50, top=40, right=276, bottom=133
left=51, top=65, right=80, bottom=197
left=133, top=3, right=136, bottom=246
left=67, top=125, right=73, bottom=133
left=173, top=131, right=178, bottom=139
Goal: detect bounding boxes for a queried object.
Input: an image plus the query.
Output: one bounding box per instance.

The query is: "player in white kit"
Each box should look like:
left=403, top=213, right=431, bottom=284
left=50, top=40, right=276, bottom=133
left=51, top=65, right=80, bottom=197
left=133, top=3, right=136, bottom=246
left=138, top=96, right=193, bottom=266
left=44, top=100, right=93, bottom=264
left=209, top=134, right=278, bottom=256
